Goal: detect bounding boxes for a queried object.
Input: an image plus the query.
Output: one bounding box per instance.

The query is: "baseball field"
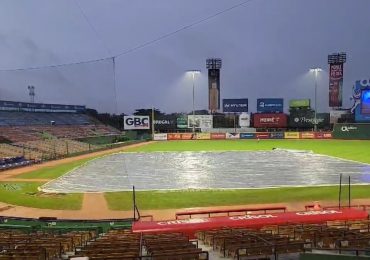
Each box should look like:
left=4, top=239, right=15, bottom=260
left=1, top=139, right=370, bottom=216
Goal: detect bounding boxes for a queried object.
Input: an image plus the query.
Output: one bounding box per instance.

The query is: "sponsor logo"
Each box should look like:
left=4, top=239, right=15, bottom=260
left=167, top=133, right=182, bottom=140
left=294, top=117, right=324, bottom=124
left=211, top=133, right=226, bottom=139
left=124, top=116, right=150, bottom=130
left=341, top=126, right=358, bottom=132
left=260, top=117, right=280, bottom=123
left=226, top=133, right=240, bottom=139
left=296, top=210, right=341, bottom=216
left=224, top=104, right=247, bottom=108
left=126, top=118, right=149, bottom=127
left=230, top=214, right=277, bottom=220
left=154, top=120, right=171, bottom=125
left=153, top=134, right=167, bottom=141
left=158, top=218, right=209, bottom=225
left=360, top=79, right=370, bottom=87
left=258, top=102, right=282, bottom=108
left=240, top=133, right=255, bottom=139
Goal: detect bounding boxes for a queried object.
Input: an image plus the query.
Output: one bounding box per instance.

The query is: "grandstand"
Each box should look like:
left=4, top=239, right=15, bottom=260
left=0, top=100, right=122, bottom=162
left=1, top=212, right=370, bottom=259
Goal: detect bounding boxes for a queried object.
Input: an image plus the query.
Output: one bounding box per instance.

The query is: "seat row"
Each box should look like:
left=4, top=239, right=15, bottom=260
left=0, top=229, right=96, bottom=260
left=196, top=220, right=370, bottom=259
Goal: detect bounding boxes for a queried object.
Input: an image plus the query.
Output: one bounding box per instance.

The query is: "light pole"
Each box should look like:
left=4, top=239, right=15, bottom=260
left=309, top=68, right=322, bottom=132
left=187, top=70, right=200, bottom=133
left=27, top=85, right=35, bottom=103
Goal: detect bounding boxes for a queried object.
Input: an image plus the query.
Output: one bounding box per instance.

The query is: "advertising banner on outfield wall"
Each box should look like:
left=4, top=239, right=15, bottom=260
left=300, top=132, right=315, bottom=139
left=240, top=133, right=256, bottom=139
left=333, top=124, right=370, bottom=139
left=153, top=133, right=168, bottom=141
left=188, top=115, right=213, bottom=129
left=196, top=133, right=211, bottom=140
left=167, top=133, right=181, bottom=140
left=181, top=133, right=194, bottom=140
left=257, top=98, right=284, bottom=113
left=315, top=132, right=333, bottom=139
left=256, top=132, right=270, bottom=139
left=269, top=132, right=284, bottom=139
left=226, top=133, right=240, bottom=139
left=123, top=116, right=150, bottom=130
left=289, top=99, right=310, bottom=108
left=223, top=98, right=248, bottom=113
left=253, top=113, right=288, bottom=128
left=211, top=133, right=226, bottom=140
left=284, top=132, right=300, bottom=139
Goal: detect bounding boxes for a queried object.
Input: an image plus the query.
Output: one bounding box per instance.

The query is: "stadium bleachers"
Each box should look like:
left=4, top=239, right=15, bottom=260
left=0, top=109, right=122, bottom=162
left=0, top=111, right=93, bottom=126
left=0, top=143, right=43, bottom=161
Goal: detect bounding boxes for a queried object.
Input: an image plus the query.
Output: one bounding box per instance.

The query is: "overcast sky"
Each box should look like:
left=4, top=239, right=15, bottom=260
left=0, top=0, right=369, bottom=114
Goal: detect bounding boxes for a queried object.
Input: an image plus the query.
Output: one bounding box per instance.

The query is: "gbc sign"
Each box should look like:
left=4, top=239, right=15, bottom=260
left=123, top=116, right=150, bottom=130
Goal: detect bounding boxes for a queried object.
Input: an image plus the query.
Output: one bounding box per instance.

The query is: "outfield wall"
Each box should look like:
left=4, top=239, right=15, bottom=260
left=333, top=123, right=370, bottom=140
left=153, top=132, right=333, bottom=141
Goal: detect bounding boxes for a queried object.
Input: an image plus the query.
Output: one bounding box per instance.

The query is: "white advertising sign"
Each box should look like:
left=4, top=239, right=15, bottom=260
left=239, top=112, right=250, bottom=127
left=226, top=133, right=240, bottom=139
left=188, top=115, right=213, bottom=129
left=123, top=116, right=150, bottom=130
left=153, top=133, right=168, bottom=141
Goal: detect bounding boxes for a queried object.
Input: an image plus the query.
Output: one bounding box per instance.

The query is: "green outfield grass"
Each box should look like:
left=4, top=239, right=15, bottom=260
left=125, top=140, right=370, bottom=164
left=0, top=182, right=82, bottom=210
left=15, top=157, right=94, bottom=179
left=105, top=185, right=367, bottom=210
left=3, top=139, right=370, bottom=211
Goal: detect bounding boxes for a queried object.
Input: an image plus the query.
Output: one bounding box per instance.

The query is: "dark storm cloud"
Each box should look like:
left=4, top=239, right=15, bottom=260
left=0, top=0, right=369, bottom=113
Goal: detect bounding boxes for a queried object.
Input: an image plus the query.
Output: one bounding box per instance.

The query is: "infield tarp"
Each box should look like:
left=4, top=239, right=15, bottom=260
left=40, top=151, right=370, bottom=193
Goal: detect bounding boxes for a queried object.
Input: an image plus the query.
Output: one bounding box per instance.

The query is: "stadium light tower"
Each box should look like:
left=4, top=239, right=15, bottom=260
left=187, top=70, right=201, bottom=133
left=309, top=68, right=322, bottom=132
left=27, top=85, right=35, bottom=103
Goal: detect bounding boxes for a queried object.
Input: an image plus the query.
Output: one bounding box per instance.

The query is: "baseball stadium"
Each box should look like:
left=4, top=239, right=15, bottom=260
left=1, top=1, right=370, bottom=260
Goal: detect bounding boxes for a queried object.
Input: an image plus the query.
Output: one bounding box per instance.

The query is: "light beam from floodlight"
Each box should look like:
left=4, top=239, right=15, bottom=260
left=187, top=70, right=201, bottom=133
left=309, top=68, right=322, bottom=132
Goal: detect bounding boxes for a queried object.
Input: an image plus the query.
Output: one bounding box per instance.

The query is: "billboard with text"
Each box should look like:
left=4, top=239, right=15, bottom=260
left=257, top=98, right=284, bottom=113
left=123, top=116, right=150, bottom=130
left=223, top=99, right=248, bottom=113
left=188, top=115, right=213, bottom=129
left=329, top=63, right=344, bottom=107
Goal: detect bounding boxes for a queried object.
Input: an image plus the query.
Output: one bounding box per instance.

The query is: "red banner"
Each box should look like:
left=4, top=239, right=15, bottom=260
left=167, top=133, right=181, bottom=140
left=329, top=63, right=343, bottom=107
left=253, top=113, right=287, bottom=128
left=211, top=133, right=226, bottom=140
left=315, top=132, right=333, bottom=139
left=133, top=209, right=368, bottom=238
left=256, top=132, right=270, bottom=139
left=181, top=133, right=194, bottom=140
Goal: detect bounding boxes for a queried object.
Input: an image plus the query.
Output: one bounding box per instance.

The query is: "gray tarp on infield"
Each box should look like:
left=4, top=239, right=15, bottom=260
left=40, top=150, right=370, bottom=193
